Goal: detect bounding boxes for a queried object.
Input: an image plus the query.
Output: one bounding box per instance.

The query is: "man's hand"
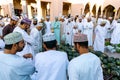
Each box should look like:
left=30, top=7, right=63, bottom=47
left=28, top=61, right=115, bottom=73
left=23, top=53, right=33, bottom=59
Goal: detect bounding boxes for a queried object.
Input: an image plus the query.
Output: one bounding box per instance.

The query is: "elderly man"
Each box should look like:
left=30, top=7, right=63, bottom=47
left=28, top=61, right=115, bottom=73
left=34, top=33, right=69, bottom=80
left=68, top=33, right=103, bottom=80
left=0, top=32, right=35, bottom=80
left=2, top=16, right=19, bottom=37
left=60, top=17, right=66, bottom=43
left=30, top=23, right=43, bottom=54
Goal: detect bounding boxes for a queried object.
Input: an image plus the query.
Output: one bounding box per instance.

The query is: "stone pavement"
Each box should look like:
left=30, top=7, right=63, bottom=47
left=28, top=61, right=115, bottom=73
left=105, top=52, right=120, bottom=59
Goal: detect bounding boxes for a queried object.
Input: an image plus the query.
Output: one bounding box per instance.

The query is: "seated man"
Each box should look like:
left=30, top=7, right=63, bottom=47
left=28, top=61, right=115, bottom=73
left=68, top=33, right=103, bottom=80
left=0, top=32, right=35, bottom=80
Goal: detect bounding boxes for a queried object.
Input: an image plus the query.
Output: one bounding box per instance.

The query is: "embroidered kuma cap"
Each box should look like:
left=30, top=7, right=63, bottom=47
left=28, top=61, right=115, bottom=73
left=43, top=33, right=56, bottom=42
left=21, top=18, right=32, bottom=25
left=11, top=16, right=19, bottom=21
left=74, top=33, right=88, bottom=42
left=36, top=23, right=43, bottom=27
left=4, top=32, right=23, bottom=45
left=100, top=20, right=107, bottom=25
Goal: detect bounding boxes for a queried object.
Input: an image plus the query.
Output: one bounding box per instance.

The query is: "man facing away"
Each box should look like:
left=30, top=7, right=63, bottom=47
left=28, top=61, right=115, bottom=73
left=68, top=33, right=103, bottom=80
left=0, top=32, right=35, bottom=80
left=33, top=33, right=69, bottom=80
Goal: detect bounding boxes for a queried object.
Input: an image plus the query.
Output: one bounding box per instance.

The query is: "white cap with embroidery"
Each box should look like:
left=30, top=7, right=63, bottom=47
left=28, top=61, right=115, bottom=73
left=4, top=32, right=23, bottom=45
left=11, top=16, right=19, bottom=21
left=43, top=33, right=56, bottom=42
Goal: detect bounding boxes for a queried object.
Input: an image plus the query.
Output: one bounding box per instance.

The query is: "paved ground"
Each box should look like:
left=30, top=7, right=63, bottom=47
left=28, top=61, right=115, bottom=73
left=105, top=52, right=120, bottom=58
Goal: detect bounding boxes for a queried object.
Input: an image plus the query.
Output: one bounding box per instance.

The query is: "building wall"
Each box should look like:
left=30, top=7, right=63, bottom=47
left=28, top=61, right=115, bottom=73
left=0, top=0, right=120, bottom=19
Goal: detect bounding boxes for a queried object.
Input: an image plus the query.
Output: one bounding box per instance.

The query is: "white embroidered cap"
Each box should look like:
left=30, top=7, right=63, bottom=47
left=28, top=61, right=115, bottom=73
left=37, top=23, right=43, bottom=27
left=43, top=33, right=56, bottom=42
left=11, top=16, right=19, bottom=21
left=4, top=32, right=23, bottom=45
left=100, top=20, right=107, bottom=25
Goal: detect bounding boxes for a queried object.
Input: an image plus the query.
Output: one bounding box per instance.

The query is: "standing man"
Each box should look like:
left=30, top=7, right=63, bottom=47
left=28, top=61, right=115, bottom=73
left=68, top=33, right=103, bottom=80
left=30, top=23, right=43, bottom=54
left=45, top=16, right=51, bottom=33
left=52, top=17, right=61, bottom=45
left=94, top=21, right=107, bottom=52
left=40, top=17, right=46, bottom=35
left=0, top=22, right=5, bottom=49
left=111, top=19, right=120, bottom=44
left=65, top=18, right=73, bottom=46
left=2, top=16, right=19, bottom=37
left=83, top=17, right=94, bottom=47
left=34, top=33, right=69, bottom=80
left=60, top=17, right=66, bottom=43
left=13, top=18, right=35, bottom=58
left=105, top=17, right=112, bottom=41
left=76, top=17, right=84, bottom=33
left=0, top=32, right=35, bottom=80
left=30, top=18, right=38, bottom=30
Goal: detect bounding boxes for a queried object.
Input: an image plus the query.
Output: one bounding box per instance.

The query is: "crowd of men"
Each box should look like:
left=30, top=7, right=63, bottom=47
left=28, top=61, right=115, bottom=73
left=0, top=14, right=120, bottom=80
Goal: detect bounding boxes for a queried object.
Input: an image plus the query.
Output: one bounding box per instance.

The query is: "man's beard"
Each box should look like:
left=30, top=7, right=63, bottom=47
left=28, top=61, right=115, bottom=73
left=17, top=46, right=24, bottom=52
left=33, top=23, right=37, bottom=25
left=75, top=48, right=79, bottom=53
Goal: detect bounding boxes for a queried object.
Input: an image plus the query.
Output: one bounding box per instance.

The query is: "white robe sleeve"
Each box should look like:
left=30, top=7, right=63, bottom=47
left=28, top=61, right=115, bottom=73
left=22, top=32, right=35, bottom=45
left=14, top=58, right=35, bottom=75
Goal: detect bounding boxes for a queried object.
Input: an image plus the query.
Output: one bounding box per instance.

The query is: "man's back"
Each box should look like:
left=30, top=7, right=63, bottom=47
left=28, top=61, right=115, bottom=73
left=35, top=50, right=69, bottom=80
left=68, top=52, right=103, bottom=80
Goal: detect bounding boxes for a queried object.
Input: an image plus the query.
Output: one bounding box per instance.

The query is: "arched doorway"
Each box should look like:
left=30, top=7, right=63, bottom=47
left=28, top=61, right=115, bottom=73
left=13, top=0, right=22, bottom=17
left=63, top=2, right=71, bottom=16
left=92, top=5, right=96, bottom=17
left=84, top=3, right=90, bottom=15
left=117, top=8, right=120, bottom=18
left=98, top=6, right=101, bottom=17
left=103, top=5, right=115, bottom=18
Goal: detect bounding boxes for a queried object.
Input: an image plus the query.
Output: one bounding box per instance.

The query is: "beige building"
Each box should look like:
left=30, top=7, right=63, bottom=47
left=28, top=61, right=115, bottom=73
left=0, top=0, right=120, bottom=21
